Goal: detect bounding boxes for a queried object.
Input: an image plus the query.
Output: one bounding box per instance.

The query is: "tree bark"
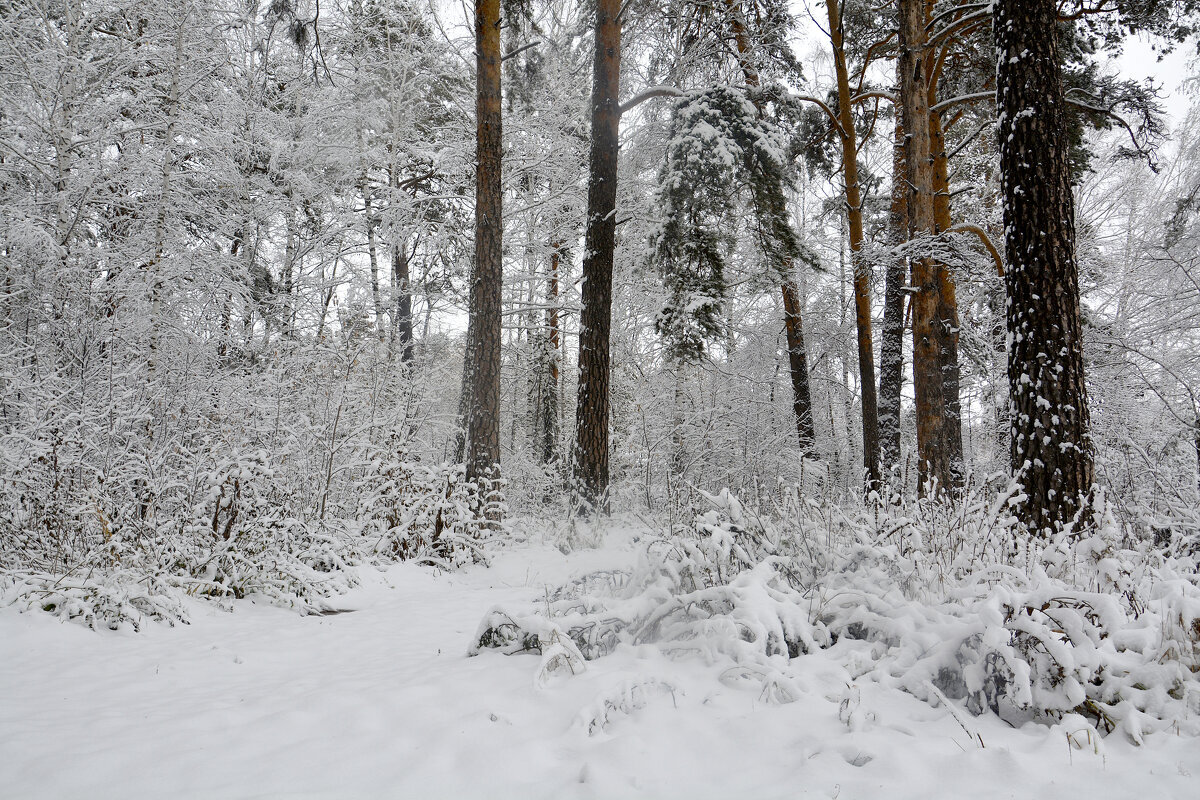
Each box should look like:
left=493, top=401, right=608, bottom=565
left=995, top=0, right=1094, bottom=533
left=391, top=241, right=414, bottom=363
left=826, top=0, right=880, bottom=488
left=929, top=106, right=965, bottom=486
left=899, top=0, right=953, bottom=495
left=571, top=0, right=622, bottom=509
left=464, top=0, right=503, bottom=486
left=879, top=93, right=908, bottom=478
left=781, top=278, right=815, bottom=454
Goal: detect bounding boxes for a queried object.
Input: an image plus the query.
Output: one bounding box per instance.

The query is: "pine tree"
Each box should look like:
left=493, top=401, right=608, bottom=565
left=572, top=0, right=623, bottom=509
left=994, top=0, right=1093, bottom=533
left=464, top=0, right=504, bottom=489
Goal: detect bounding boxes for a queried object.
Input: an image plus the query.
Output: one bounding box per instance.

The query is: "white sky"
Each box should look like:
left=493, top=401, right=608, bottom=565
left=1112, top=36, right=1197, bottom=125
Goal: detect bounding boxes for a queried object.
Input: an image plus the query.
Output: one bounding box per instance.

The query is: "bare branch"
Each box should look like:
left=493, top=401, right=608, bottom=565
left=931, top=91, right=993, bottom=114
left=502, top=41, right=541, bottom=62
left=791, top=94, right=845, bottom=137
left=618, top=86, right=684, bottom=116
left=850, top=90, right=896, bottom=106
left=947, top=223, right=1004, bottom=277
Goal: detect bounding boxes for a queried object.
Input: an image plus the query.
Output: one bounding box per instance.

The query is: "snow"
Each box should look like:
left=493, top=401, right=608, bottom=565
left=2, top=529, right=1198, bottom=800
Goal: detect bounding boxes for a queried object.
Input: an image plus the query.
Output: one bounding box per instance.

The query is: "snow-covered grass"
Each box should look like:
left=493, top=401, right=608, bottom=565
left=2, top=518, right=1199, bottom=799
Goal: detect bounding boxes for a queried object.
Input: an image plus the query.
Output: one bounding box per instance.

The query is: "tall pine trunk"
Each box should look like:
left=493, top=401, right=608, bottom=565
left=391, top=241, right=414, bottom=363
left=929, top=107, right=965, bottom=485
left=464, top=0, right=503, bottom=486
left=899, top=0, right=950, bottom=494
left=571, top=0, right=622, bottom=509
left=995, top=0, right=1094, bottom=533
left=879, top=89, right=907, bottom=479
left=782, top=278, right=815, bottom=455
left=826, top=0, right=880, bottom=488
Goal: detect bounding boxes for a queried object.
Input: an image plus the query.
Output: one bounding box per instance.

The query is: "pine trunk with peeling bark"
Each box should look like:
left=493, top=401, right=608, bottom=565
left=572, top=0, right=622, bottom=509
left=464, top=0, right=503, bottom=486
left=900, top=0, right=953, bottom=495
left=995, top=0, right=1094, bottom=533
left=826, top=0, right=880, bottom=488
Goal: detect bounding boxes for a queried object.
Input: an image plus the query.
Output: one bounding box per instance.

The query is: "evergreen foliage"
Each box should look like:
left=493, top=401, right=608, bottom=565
left=651, top=87, right=804, bottom=361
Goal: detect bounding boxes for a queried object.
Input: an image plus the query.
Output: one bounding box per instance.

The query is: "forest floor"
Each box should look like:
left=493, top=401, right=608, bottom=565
left=2, top=525, right=1198, bottom=800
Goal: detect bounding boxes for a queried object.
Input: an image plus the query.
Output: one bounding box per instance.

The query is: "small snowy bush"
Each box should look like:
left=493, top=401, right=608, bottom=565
left=358, top=442, right=502, bottom=568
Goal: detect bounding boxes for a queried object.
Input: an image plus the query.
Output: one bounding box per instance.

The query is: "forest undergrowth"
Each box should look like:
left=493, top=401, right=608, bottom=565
left=2, top=338, right=1197, bottom=744
left=4, top=388, right=1199, bottom=744
left=0, top=342, right=506, bottom=629
left=475, top=481, right=1200, bottom=744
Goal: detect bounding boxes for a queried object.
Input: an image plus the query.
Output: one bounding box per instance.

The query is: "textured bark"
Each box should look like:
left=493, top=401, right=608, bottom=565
left=781, top=278, right=816, bottom=454
left=391, top=242, right=414, bottom=363
left=929, top=108, right=965, bottom=485
left=571, top=0, right=622, bottom=508
left=464, top=0, right=503, bottom=486
left=899, top=0, right=951, bottom=495
left=879, top=96, right=908, bottom=477
left=826, top=0, right=880, bottom=488
left=995, top=0, right=1094, bottom=533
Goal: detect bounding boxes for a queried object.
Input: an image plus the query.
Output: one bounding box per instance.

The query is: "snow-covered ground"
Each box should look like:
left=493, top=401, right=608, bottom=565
left=2, top=529, right=1197, bottom=800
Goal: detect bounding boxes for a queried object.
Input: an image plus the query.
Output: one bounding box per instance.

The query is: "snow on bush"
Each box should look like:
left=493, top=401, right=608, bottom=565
left=358, top=440, right=502, bottom=568
left=473, top=484, right=1200, bottom=742
left=1, top=441, right=503, bottom=630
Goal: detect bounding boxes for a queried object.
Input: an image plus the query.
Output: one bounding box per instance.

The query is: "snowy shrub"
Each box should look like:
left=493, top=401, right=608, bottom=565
left=1, top=569, right=190, bottom=631
left=473, top=484, right=1200, bottom=742
left=358, top=442, right=502, bottom=568
left=1, top=430, right=505, bottom=629
left=576, top=678, right=679, bottom=735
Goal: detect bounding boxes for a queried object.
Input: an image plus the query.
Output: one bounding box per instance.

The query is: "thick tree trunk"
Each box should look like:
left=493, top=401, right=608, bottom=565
left=391, top=241, right=414, bottom=363
left=826, top=0, right=880, bottom=488
left=899, top=0, right=953, bottom=495
left=929, top=108, right=965, bottom=485
left=879, top=100, right=908, bottom=478
left=995, top=0, right=1094, bottom=533
left=464, top=0, right=503, bottom=486
left=572, top=0, right=622, bottom=509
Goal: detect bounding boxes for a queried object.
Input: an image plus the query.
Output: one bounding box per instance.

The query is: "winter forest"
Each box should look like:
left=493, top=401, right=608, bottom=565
left=3, top=0, right=1200, bottom=796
